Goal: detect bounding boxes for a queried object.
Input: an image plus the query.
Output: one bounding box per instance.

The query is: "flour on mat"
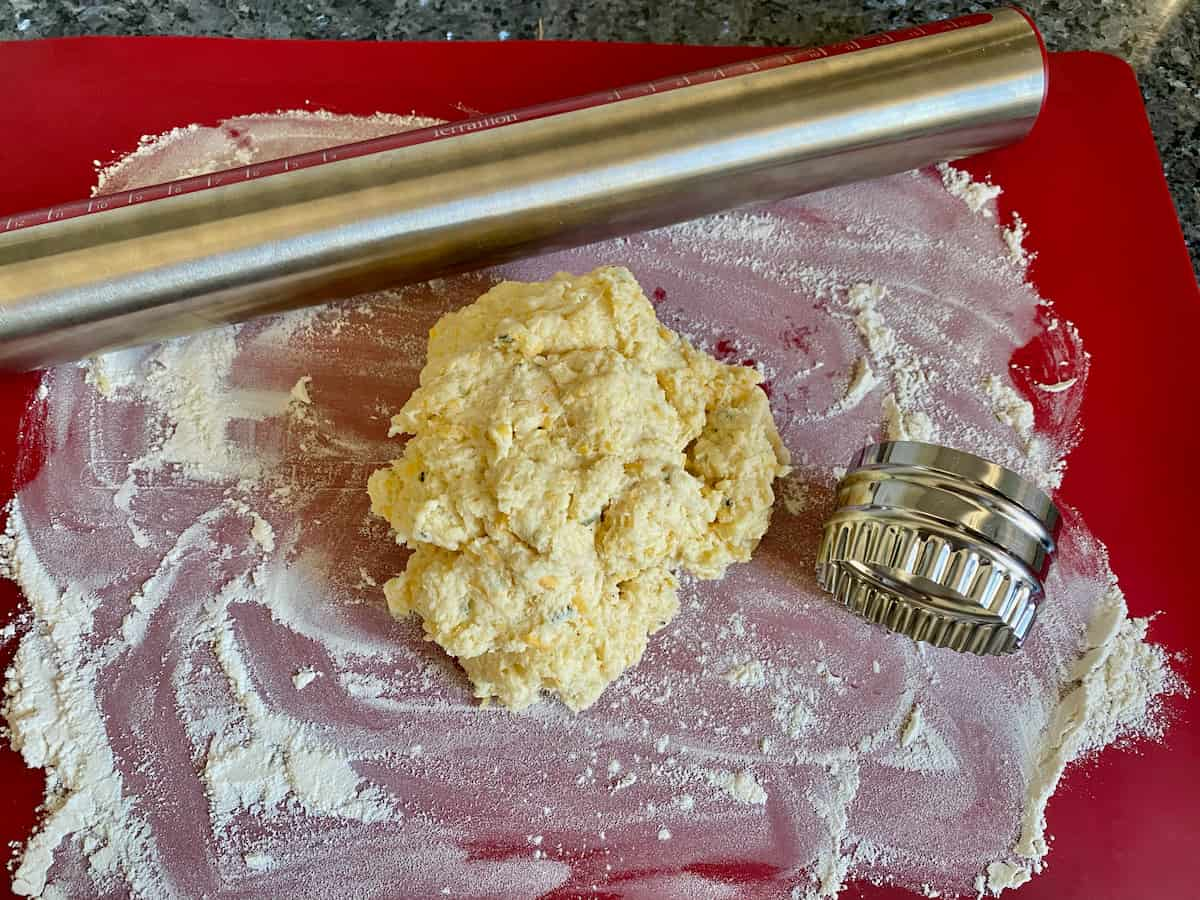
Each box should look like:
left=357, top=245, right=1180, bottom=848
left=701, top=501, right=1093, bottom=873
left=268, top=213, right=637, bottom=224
left=826, top=357, right=878, bottom=416
left=981, top=374, right=1035, bottom=446
left=1002, top=213, right=1031, bottom=266
left=844, top=281, right=938, bottom=443
left=938, top=162, right=1002, bottom=214
left=899, top=704, right=924, bottom=748
left=705, top=769, right=769, bottom=806
left=1, top=117, right=1181, bottom=900
left=986, top=861, right=1031, bottom=895
left=249, top=512, right=276, bottom=553
left=292, top=667, right=321, bottom=690
left=1, top=514, right=167, bottom=899
left=1035, top=377, right=1078, bottom=394
left=290, top=375, right=313, bottom=405
left=725, top=660, right=768, bottom=689
left=1015, top=583, right=1175, bottom=861
left=92, top=110, right=443, bottom=195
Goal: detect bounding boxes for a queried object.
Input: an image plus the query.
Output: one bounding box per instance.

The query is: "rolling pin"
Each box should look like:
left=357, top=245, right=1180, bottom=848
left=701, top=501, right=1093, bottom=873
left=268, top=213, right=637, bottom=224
left=0, top=7, right=1046, bottom=371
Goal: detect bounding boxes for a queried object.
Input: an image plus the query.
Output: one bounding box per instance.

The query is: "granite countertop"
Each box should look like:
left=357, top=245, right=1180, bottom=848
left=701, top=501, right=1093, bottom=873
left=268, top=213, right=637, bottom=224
left=3, top=1, right=1198, bottom=277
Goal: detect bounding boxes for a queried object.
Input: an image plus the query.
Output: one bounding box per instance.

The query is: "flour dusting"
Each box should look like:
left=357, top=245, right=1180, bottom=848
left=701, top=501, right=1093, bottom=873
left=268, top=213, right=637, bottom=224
left=938, top=162, right=1002, bottom=214
left=0, top=119, right=1181, bottom=900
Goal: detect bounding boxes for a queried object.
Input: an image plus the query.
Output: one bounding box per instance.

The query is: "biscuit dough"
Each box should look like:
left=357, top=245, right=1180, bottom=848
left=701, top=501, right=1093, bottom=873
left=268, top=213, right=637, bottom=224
left=368, top=267, right=789, bottom=710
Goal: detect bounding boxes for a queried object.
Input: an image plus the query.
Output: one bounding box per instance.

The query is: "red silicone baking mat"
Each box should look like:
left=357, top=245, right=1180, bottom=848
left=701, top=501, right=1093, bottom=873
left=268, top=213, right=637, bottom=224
left=1, top=35, right=1197, bottom=900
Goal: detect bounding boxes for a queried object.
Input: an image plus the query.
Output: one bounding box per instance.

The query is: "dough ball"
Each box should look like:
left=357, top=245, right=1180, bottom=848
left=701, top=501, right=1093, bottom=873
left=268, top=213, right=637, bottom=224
left=368, top=266, right=789, bottom=711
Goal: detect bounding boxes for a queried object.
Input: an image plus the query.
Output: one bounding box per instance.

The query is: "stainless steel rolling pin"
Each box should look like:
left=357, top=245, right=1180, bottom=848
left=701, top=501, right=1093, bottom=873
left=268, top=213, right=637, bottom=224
left=0, top=7, right=1046, bottom=371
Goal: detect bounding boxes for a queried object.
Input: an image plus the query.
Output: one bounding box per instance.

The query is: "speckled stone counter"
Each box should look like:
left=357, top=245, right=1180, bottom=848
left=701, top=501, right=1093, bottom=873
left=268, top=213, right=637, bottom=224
left=3, top=1, right=1197, bottom=276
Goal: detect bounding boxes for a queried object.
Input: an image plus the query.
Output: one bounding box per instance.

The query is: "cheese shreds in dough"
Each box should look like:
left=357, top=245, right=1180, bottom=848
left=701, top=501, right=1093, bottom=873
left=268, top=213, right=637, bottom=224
left=368, top=266, right=790, bottom=711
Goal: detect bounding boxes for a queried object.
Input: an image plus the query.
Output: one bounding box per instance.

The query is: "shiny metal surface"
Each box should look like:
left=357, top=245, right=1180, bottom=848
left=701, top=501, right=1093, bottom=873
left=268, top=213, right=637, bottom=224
left=0, top=8, right=1045, bottom=371
left=815, top=441, right=1061, bottom=655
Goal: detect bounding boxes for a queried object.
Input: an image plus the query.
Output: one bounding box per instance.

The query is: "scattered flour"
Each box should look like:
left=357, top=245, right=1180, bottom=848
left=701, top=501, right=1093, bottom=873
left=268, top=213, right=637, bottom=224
left=249, top=513, right=275, bottom=553
left=981, top=374, right=1036, bottom=445
left=1015, top=584, right=1176, bottom=860
left=1002, top=214, right=1030, bottom=266
left=1034, top=377, right=1078, bottom=393
left=0, top=114, right=1181, bottom=900
left=985, top=861, right=1031, bottom=895
left=724, top=660, right=767, bottom=689
left=1, top=509, right=166, bottom=899
left=846, top=281, right=939, bottom=443
left=778, top=701, right=815, bottom=739
left=900, top=704, right=924, bottom=748
left=938, top=162, right=1003, bottom=215
left=91, top=110, right=444, bottom=196
left=292, top=667, right=321, bottom=690
left=199, top=575, right=397, bottom=826
left=243, top=852, right=276, bottom=871
left=705, top=769, right=768, bottom=806
left=879, top=717, right=961, bottom=774
left=800, top=758, right=861, bottom=900
left=826, top=357, right=879, bottom=416
left=847, top=282, right=898, bottom=359
left=882, top=393, right=937, bottom=442
left=290, top=375, right=313, bottom=404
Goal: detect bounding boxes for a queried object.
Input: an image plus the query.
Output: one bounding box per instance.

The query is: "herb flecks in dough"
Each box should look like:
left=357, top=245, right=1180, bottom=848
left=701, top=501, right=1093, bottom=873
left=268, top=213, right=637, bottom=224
left=368, top=267, right=789, bottom=711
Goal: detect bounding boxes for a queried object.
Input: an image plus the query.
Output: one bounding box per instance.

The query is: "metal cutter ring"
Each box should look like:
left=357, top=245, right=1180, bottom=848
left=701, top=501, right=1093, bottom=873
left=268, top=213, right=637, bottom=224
left=815, top=441, right=1061, bottom=654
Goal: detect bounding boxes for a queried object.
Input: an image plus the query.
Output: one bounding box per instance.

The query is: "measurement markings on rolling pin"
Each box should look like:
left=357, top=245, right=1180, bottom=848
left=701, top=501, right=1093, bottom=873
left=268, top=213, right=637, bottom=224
left=0, top=8, right=1045, bottom=371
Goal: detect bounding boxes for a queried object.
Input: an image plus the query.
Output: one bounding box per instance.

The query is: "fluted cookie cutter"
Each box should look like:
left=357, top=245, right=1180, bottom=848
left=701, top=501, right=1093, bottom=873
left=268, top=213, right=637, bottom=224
left=816, top=441, right=1060, bottom=655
